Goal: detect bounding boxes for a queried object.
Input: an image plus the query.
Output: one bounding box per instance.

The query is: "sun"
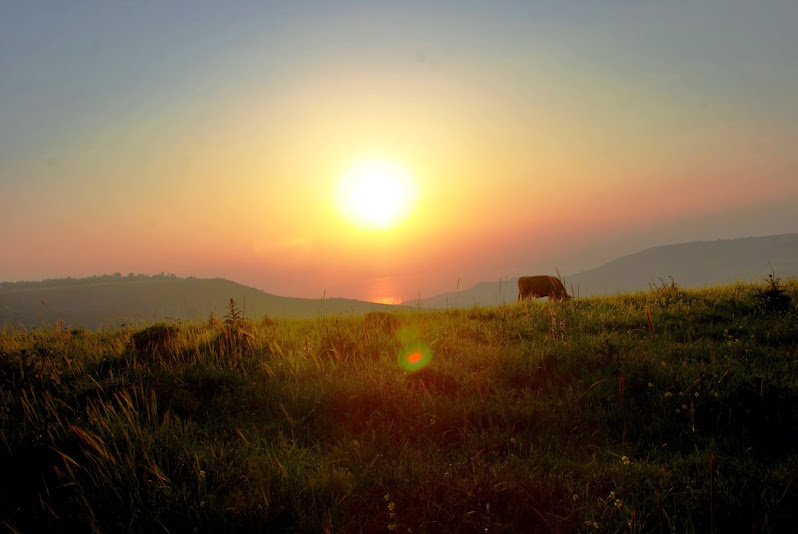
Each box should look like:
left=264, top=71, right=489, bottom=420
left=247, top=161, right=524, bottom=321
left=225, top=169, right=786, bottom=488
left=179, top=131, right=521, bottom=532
left=337, top=158, right=417, bottom=229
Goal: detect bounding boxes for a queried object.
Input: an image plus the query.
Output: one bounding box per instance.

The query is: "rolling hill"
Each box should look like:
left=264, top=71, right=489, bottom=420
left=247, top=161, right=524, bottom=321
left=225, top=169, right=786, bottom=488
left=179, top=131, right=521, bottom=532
left=4, top=233, right=797, bottom=327
left=0, top=274, right=393, bottom=330
left=407, top=233, right=798, bottom=308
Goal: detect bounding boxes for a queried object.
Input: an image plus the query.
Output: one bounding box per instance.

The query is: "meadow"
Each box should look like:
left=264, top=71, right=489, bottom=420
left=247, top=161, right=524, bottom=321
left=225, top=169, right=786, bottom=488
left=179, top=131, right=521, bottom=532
left=1, top=278, right=797, bottom=533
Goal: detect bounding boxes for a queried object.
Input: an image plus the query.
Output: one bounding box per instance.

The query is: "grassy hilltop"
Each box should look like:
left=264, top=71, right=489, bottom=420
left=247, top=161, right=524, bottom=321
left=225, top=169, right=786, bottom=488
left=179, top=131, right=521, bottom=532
left=1, top=279, right=797, bottom=533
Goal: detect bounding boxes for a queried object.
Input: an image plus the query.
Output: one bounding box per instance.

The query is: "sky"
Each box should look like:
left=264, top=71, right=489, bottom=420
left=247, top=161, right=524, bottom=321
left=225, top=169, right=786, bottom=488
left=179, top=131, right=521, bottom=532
left=2, top=1, right=797, bottom=303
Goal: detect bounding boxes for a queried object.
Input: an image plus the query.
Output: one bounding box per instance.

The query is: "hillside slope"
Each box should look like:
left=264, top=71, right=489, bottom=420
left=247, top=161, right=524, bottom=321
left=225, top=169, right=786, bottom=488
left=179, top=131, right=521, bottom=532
left=408, top=233, right=798, bottom=308
left=0, top=275, right=392, bottom=330
left=2, top=281, right=797, bottom=532
left=568, top=232, right=798, bottom=296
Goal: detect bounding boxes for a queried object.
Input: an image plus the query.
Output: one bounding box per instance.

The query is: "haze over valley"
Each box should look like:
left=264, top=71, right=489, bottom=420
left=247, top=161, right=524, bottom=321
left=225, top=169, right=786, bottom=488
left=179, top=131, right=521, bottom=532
left=3, top=233, right=796, bottom=329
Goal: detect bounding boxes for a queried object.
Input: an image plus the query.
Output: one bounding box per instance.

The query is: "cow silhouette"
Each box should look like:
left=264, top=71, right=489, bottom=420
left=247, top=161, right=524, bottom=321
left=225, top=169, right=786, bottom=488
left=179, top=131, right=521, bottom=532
left=517, top=275, right=571, bottom=301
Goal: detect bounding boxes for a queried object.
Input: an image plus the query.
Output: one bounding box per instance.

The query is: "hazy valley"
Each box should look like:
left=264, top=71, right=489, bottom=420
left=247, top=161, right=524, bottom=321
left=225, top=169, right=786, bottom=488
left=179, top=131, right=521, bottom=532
left=3, top=233, right=795, bottom=330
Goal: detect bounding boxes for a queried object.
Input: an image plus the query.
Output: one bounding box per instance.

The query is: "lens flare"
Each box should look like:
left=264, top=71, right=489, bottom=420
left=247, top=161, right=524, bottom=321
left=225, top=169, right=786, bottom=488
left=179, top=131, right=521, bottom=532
left=407, top=351, right=422, bottom=364
left=398, top=342, right=431, bottom=371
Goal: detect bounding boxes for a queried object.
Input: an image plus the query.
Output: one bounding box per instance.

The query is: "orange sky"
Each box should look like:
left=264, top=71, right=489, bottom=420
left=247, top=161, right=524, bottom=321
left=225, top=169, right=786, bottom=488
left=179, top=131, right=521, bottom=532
left=2, top=3, right=798, bottom=302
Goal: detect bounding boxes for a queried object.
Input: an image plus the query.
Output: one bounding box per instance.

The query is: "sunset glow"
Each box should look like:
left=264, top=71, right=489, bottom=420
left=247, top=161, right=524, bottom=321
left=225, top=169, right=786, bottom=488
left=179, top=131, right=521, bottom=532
left=1, top=3, right=798, bottom=302
left=3, top=6, right=798, bottom=530
left=337, top=159, right=417, bottom=230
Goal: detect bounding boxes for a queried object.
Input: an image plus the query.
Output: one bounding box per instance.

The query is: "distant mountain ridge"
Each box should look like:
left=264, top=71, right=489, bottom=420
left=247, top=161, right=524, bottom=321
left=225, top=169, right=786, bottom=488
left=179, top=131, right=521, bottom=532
left=3, top=233, right=797, bottom=327
left=406, top=233, right=798, bottom=308
left=0, top=274, right=393, bottom=330
left=567, top=233, right=798, bottom=296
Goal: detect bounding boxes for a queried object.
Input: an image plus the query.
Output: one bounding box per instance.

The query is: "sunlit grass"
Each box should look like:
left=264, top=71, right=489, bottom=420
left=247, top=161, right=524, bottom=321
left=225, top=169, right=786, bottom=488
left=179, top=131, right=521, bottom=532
left=1, top=279, right=797, bottom=532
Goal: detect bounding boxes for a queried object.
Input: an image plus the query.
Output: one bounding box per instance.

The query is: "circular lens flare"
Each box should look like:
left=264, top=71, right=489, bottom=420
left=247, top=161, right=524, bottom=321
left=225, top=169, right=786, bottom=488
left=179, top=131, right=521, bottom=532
left=407, top=351, right=422, bottom=364
left=398, top=342, right=432, bottom=371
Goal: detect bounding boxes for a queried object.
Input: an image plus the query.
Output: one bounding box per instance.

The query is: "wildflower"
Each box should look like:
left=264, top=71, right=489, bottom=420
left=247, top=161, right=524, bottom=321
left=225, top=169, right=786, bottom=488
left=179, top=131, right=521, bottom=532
left=608, top=491, right=616, bottom=500
left=384, top=494, right=391, bottom=502
left=694, top=392, right=699, bottom=397
left=661, top=361, right=667, bottom=367
left=388, top=502, right=396, bottom=512
left=676, top=409, right=681, bottom=413
left=647, top=382, right=653, bottom=388
left=388, top=524, right=398, bottom=531
left=664, top=392, right=673, bottom=398
left=614, top=499, right=623, bottom=509
left=572, top=494, right=579, bottom=502
left=200, top=500, right=206, bottom=508
left=682, top=404, right=688, bottom=410
left=621, top=455, right=631, bottom=466
left=593, top=522, right=600, bottom=529
left=352, top=440, right=360, bottom=448
left=199, top=470, right=206, bottom=480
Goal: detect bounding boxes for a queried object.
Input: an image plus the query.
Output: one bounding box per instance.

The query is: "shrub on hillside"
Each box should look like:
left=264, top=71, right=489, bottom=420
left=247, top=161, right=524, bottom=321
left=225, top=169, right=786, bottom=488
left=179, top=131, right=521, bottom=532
left=129, top=323, right=179, bottom=358
left=648, top=276, right=685, bottom=306
left=207, top=299, right=255, bottom=365
left=754, top=274, right=792, bottom=314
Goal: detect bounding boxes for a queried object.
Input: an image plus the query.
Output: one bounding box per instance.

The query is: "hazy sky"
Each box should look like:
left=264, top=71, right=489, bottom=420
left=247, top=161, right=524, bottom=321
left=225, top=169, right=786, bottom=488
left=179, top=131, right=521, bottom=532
left=3, top=1, right=797, bottom=302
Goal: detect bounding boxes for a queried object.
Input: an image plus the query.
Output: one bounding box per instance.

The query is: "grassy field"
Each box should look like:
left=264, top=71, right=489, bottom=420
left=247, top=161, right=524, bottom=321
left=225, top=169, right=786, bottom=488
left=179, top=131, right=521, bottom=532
left=1, top=279, right=797, bottom=533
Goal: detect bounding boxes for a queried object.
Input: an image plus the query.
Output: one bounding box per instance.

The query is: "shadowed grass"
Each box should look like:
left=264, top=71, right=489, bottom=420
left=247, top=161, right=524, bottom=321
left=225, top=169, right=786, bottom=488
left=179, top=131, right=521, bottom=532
left=1, top=279, right=797, bottom=532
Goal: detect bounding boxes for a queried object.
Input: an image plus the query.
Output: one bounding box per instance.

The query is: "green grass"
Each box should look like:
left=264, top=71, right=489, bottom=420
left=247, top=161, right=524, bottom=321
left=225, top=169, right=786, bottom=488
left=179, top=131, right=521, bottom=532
left=1, top=279, right=797, bottom=533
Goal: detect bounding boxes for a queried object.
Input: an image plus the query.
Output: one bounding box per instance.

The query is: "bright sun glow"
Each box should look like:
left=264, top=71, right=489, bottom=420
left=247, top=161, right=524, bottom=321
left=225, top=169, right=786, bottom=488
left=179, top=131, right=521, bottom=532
left=337, top=159, right=417, bottom=229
